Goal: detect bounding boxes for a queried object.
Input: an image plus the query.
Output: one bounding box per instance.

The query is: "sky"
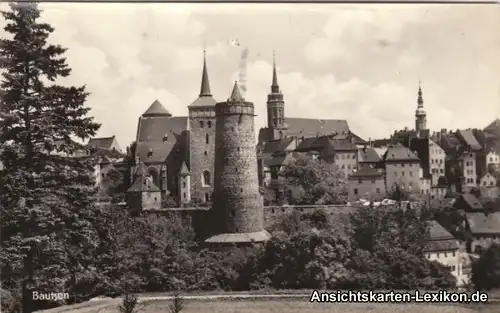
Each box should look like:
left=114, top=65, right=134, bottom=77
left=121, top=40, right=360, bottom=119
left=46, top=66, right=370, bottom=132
left=0, top=3, right=499, bottom=149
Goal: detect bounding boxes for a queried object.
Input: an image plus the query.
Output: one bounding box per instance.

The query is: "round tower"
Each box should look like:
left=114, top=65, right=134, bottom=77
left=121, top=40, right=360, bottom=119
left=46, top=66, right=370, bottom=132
left=206, top=81, right=271, bottom=245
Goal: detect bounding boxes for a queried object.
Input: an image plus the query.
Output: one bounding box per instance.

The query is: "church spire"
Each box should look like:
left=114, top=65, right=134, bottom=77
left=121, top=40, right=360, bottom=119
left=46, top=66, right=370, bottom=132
left=417, top=80, right=424, bottom=108
left=199, top=50, right=212, bottom=97
left=271, top=51, right=280, bottom=94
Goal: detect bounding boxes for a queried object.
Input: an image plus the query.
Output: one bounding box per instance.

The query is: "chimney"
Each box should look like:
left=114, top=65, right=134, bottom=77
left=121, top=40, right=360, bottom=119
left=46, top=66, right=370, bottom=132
left=368, top=137, right=372, bottom=147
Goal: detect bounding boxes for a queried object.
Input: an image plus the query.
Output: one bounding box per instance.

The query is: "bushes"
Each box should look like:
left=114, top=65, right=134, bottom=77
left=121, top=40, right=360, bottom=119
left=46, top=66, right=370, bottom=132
left=471, top=243, right=500, bottom=290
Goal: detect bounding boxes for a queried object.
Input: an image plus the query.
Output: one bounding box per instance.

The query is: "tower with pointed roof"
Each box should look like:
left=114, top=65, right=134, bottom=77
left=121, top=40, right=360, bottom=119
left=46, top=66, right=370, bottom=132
left=178, top=161, right=191, bottom=205
left=415, top=81, right=427, bottom=135
left=188, top=51, right=217, bottom=204
left=266, top=52, right=287, bottom=141
left=206, top=82, right=271, bottom=245
left=126, top=161, right=162, bottom=212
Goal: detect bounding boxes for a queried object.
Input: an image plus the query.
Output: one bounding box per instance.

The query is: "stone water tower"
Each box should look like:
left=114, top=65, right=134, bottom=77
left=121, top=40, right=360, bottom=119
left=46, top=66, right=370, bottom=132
left=205, top=81, right=271, bottom=246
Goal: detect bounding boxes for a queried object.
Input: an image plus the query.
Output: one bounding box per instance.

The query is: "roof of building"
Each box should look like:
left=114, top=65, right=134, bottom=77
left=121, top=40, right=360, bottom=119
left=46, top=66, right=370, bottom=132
left=262, top=138, right=294, bottom=155
left=484, top=118, right=500, bottom=137
left=295, top=137, right=322, bottom=151
left=349, top=167, right=383, bottom=179
left=142, top=100, right=172, bottom=117
left=179, top=161, right=190, bottom=176
left=229, top=81, right=244, bottom=102
left=135, top=116, right=188, bottom=163
left=466, top=212, right=500, bottom=234
left=358, top=147, right=382, bottom=163
left=350, top=132, right=367, bottom=144
left=456, top=129, right=482, bottom=151
left=87, top=136, right=118, bottom=150
left=134, top=161, right=148, bottom=176
left=258, top=118, right=350, bottom=144
left=425, top=220, right=459, bottom=252
left=205, top=230, right=272, bottom=243
left=329, top=139, right=358, bottom=151
left=456, top=193, right=483, bottom=211
left=128, top=175, right=161, bottom=192
left=263, top=155, right=289, bottom=167
left=383, top=145, right=420, bottom=162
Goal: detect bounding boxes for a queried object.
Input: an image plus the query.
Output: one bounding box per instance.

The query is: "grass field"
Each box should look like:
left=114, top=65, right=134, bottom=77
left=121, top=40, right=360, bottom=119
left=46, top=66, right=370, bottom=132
left=41, top=299, right=500, bottom=313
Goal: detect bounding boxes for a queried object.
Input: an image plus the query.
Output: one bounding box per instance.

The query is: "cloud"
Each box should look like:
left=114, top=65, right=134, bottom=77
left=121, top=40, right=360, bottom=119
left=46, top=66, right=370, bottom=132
left=0, top=3, right=498, bottom=149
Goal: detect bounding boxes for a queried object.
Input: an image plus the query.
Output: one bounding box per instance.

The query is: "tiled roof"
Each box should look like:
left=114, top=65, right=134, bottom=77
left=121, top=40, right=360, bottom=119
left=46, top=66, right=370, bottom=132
left=383, top=145, right=420, bottom=162
left=350, top=132, right=367, bottom=144
left=295, top=137, right=321, bottom=151
left=466, top=212, right=500, bottom=234
left=142, top=100, right=172, bottom=117
left=127, top=175, right=161, bottom=192
left=88, top=136, right=116, bottom=150
left=285, top=118, right=349, bottom=138
left=457, top=193, right=483, bottom=211
left=263, top=155, right=288, bottom=167
left=456, top=129, right=482, bottom=151
left=205, top=230, right=272, bottom=243
left=134, top=162, right=148, bottom=176
left=349, top=167, right=383, bottom=179
left=262, top=138, right=294, bottom=155
left=358, top=147, right=382, bottom=163
left=179, top=161, right=190, bottom=176
left=329, top=139, right=358, bottom=151
left=484, top=118, right=500, bottom=137
left=135, top=116, right=188, bottom=163
left=189, top=96, right=217, bottom=107
left=425, top=221, right=459, bottom=252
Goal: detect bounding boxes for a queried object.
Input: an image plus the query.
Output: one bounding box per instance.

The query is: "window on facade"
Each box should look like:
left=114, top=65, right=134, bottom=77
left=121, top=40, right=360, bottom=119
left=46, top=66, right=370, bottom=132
left=376, top=188, right=381, bottom=193
left=341, top=165, right=345, bottom=169
left=352, top=155, right=356, bottom=159
left=200, top=121, right=204, bottom=128
left=436, top=253, right=440, bottom=258
left=347, top=164, right=351, bottom=169
left=207, top=121, right=212, bottom=128
left=444, top=252, right=447, bottom=257
left=341, top=154, right=345, bottom=159
left=371, top=180, right=376, bottom=184
left=336, top=155, right=340, bottom=159
left=394, top=172, right=397, bottom=176
left=182, top=181, right=186, bottom=188
left=358, top=179, right=362, bottom=184
left=202, top=171, right=211, bottom=186
left=183, top=193, right=186, bottom=199
left=230, top=210, right=235, bottom=217
left=354, top=188, right=358, bottom=195
left=452, top=251, right=456, bottom=257
left=205, top=193, right=210, bottom=202
left=205, top=134, right=209, bottom=144
left=204, top=151, right=207, bottom=156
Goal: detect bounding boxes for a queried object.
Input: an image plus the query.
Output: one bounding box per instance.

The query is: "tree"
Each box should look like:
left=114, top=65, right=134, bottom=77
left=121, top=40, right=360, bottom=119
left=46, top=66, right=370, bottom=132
left=471, top=243, right=500, bottom=291
left=0, top=3, right=100, bottom=312
left=269, top=155, right=347, bottom=205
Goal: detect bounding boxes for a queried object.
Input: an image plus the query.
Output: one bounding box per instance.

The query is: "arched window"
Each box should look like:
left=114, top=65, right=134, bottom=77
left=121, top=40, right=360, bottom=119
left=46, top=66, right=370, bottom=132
left=205, top=134, right=209, bottom=144
left=148, top=167, right=159, bottom=186
left=202, top=171, right=211, bottom=186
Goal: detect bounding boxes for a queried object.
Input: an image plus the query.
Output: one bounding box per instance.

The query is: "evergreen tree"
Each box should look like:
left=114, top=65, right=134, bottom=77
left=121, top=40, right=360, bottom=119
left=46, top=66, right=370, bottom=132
left=0, top=3, right=100, bottom=312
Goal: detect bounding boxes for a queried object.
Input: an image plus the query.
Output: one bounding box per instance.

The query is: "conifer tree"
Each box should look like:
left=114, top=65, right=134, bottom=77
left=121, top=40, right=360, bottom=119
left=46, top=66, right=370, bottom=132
left=0, top=3, right=100, bottom=312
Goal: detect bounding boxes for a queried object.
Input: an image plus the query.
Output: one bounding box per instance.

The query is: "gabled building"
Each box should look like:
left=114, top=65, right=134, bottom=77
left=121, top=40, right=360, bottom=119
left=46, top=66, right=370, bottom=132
left=383, top=145, right=421, bottom=193
left=465, top=211, right=500, bottom=253
left=126, top=162, right=162, bottom=212
left=424, top=220, right=464, bottom=285
left=348, top=167, right=385, bottom=202
left=409, top=137, right=446, bottom=187
left=358, top=146, right=383, bottom=170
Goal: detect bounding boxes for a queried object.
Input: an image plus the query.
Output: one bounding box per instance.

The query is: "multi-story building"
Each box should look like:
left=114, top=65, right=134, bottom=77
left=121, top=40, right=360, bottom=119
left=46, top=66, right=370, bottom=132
left=358, top=146, right=383, bottom=171
left=347, top=167, right=385, bottom=202
left=331, top=140, right=359, bottom=179
left=409, top=137, right=446, bottom=187
left=383, top=145, right=421, bottom=193
left=465, top=211, right=500, bottom=254
left=425, top=221, right=465, bottom=286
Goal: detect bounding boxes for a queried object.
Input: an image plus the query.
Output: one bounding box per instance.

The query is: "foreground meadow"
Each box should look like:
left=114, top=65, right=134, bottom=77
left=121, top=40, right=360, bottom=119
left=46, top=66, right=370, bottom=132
left=39, top=299, right=500, bottom=313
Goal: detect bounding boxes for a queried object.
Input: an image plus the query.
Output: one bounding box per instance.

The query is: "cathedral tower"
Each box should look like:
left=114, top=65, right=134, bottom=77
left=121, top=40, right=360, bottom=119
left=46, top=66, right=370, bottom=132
left=266, top=53, right=287, bottom=141
left=188, top=51, right=217, bottom=204
left=415, top=81, right=427, bottom=134
left=206, top=82, right=271, bottom=245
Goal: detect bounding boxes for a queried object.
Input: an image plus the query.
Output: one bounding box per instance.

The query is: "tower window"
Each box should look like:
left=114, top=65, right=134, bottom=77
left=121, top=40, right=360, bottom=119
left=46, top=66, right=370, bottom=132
left=207, top=121, right=212, bottom=128
left=205, top=134, right=209, bottom=144
left=202, top=170, right=211, bottom=186
left=182, top=181, right=186, bottom=188
left=200, top=121, right=204, bottom=128
left=183, top=192, right=186, bottom=199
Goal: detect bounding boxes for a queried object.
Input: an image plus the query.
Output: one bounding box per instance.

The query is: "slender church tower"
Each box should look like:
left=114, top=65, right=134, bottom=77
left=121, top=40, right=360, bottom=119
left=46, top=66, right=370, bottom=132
left=188, top=51, right=217, bottom=204
left=415, top=81, right=427, bottom=135
left=206, top=82, right=271, bottom=246
left=266, top=52, right=287, bottom=141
